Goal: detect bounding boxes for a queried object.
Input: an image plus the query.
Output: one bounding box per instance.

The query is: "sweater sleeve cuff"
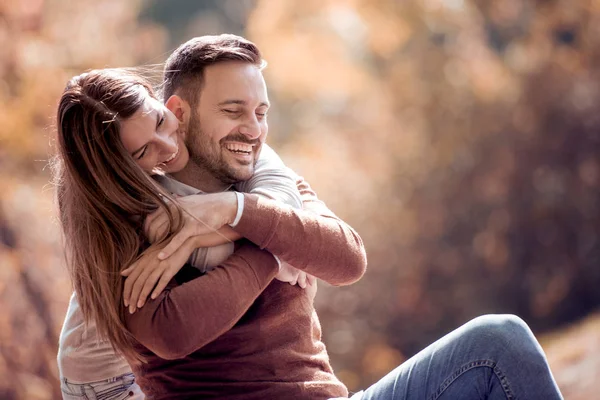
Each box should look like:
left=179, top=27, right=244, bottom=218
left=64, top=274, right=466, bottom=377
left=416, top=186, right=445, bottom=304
left=233, top=193, right=280, bottom=249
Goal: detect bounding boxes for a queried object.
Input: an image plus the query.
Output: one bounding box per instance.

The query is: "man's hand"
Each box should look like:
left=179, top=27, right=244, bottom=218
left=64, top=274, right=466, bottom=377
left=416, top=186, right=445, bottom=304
left=121, top=235, right=201, bottom=313
left=144, top=192, right=238, bottom=259
left=275, top=261, right=316, bottom=289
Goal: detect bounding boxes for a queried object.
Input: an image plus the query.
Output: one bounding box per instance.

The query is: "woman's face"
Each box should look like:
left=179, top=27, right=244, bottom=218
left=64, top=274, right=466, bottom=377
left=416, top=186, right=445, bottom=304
left=120, top=92, right=189, bottom=174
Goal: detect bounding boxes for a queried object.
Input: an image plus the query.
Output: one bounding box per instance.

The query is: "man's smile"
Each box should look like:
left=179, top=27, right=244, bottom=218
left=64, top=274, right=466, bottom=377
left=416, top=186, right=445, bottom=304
left=224, top=142, right=254, bottom=155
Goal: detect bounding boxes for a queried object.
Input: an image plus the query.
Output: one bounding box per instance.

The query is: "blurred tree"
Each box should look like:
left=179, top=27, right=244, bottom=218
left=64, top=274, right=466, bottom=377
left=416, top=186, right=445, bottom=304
left=248, top=0, right=600, bottom=390
left=0, top=1, right=167, bottom=398
left=140, top=0, right=255, bottom=49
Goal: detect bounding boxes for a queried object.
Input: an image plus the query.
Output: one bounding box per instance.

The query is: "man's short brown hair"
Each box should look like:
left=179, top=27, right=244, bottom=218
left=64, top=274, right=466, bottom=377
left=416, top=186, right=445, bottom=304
left=162, top=34, right=265, bottom=108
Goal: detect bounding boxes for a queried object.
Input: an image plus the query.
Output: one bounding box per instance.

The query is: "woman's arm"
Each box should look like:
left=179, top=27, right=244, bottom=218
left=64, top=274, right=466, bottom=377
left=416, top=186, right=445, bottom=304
left=184, top=227, right=240, bottom=247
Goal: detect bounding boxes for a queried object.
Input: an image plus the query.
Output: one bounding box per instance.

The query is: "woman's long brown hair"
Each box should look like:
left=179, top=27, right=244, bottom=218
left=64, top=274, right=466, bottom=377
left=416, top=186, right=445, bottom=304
left=52, top=69, right=182, bottom=362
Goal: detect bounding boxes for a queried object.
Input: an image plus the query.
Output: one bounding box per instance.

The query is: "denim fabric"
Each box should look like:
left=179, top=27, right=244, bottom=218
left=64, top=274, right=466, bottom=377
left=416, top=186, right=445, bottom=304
left=60, top=372, right=144, bottom=400
left=338, top=315, right=563, bottom=400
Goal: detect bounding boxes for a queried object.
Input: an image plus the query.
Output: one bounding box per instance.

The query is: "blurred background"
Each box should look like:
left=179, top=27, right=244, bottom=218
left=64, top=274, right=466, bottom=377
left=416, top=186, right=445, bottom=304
left=0, top=0, right=599, bottom=398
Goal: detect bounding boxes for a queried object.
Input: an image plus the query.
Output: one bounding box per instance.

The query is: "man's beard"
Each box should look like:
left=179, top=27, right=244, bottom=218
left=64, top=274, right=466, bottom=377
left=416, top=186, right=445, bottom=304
left=185, top=111, right=258, bottom=184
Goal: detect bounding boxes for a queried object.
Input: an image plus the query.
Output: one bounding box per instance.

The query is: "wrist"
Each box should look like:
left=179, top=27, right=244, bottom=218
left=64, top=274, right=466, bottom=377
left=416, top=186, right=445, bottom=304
left=223, top=192, right=239, bottom=226
left=228, top=192, right=244, bottom=228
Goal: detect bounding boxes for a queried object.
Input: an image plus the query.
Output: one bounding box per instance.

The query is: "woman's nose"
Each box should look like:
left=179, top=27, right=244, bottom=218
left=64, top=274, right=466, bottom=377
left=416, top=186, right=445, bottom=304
left=157, top=134, right=178, bottom=154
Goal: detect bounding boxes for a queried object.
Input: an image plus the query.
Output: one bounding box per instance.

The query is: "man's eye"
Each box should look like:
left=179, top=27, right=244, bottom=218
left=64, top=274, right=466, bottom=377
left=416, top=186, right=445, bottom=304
left=223, top=109, right=241, bottom=119
left=157, top=115, right=165, bottom=127
left=256, top=112, right=267, bottom=117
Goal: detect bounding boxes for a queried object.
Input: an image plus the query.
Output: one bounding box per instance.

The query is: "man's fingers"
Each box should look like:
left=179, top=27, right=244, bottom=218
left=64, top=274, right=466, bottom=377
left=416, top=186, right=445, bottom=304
left=289, top=270, right=299, bottom=286
left=307, top=274, right=316, bottom=287
left=297, top=272, right=307, bottom=289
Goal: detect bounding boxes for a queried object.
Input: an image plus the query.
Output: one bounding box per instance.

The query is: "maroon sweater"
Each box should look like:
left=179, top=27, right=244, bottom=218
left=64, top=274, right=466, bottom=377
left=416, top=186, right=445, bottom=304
left=125, top=180, right=367, bottom=399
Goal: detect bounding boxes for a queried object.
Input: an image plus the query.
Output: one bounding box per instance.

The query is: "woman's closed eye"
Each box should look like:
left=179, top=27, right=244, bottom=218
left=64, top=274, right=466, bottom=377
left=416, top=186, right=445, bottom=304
left=135, top=114, right=165, bottom=160
left=136, top=146, right=148, bottom=160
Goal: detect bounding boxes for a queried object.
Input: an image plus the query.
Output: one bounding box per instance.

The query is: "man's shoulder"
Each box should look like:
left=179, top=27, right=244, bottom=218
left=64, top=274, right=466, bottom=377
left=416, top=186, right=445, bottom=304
left=153, top=174, right=204, bottom=196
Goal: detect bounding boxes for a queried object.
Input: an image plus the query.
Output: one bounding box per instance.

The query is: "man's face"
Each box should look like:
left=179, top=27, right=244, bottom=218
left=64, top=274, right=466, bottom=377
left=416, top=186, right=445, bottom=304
left=185, top=61, right=269, bottom=184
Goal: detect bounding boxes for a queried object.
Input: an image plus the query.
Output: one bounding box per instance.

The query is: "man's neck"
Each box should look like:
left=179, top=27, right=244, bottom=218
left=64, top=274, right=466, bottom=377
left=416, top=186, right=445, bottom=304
left=169, top=161, right=232, bottom=193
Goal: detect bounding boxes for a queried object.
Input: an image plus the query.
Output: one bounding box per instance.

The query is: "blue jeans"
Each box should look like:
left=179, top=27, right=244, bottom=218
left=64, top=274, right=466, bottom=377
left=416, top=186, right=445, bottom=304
left=60, top=373, right=145, bottom=400
left=347, top=315, right=563, bottom=400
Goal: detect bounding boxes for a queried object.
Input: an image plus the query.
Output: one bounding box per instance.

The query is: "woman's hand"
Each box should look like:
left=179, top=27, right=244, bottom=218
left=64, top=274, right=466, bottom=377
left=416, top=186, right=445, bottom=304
left=145, top=192, right=238, bottom=258
left=121, top=235, right=201, bottom=313
left=275, top=261, right=316, bottom=289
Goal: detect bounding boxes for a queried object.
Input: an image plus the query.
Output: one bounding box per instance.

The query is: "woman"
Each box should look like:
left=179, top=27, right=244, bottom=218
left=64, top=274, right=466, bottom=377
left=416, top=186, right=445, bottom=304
left=54, top=69, right=334, bottom=399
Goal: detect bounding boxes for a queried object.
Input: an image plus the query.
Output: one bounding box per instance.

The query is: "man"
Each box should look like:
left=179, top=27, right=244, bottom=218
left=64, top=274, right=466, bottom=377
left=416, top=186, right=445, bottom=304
left=124, top=34, right=564, bottom=399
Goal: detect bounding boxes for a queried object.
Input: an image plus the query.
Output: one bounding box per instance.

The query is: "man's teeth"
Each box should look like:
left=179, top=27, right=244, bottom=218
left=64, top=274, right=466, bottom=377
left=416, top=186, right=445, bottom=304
left=225, top=143, right=253, bottom=153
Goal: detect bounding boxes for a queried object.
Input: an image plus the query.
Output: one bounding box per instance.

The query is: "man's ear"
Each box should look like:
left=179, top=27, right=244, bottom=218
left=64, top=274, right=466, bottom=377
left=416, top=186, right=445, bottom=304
left=165, top=95, right=191, bottom=125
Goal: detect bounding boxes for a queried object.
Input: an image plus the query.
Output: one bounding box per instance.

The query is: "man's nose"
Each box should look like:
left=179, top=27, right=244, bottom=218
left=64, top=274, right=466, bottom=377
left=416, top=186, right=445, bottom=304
left=238, top=116, right=261, bottom=140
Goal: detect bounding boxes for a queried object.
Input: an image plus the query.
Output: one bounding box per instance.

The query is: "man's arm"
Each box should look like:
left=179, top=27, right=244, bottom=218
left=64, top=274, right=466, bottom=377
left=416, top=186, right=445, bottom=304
left=132, top=173, right=366, bottom=309
left=154, top=176, right=366, bottom=286
left=233, top=176, right=367, bottom=286
left=124, top=242, right=278, bottom=360
left=124, top=178, right=365, bottom=358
